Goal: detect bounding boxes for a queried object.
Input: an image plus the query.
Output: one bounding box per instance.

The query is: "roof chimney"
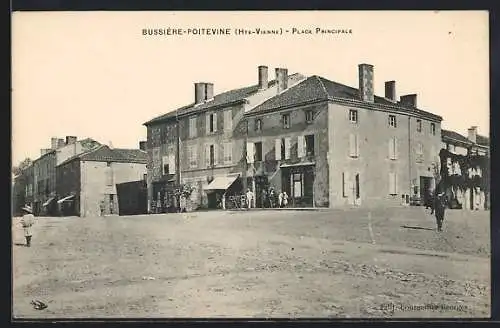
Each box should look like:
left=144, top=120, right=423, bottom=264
left=275, top=68, right=288, bottom=94
left=258, top=66, right=269, bottom=90
left=57, top=138, right=65, bottom=148
left=194, top=82, right=214, bottom=104
left=65, top=136, right=77, bottom=145
left=139, top=141, right=147, bottom=151
left=400, top=94, right=418, bottom=108
left=51, top=137, right=58, bottom=150
left=40, top=148, right=51, bottom=156
left=358, top=64, right=374, bottom=103
left=385, top=81, right=396, bottom=102
left=468, top=126, right=478, bottom=144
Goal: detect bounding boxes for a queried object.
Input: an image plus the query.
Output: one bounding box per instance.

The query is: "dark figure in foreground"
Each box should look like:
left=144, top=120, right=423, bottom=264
left=20, top=205, right=35, bottom=247
left=433, top=192, right=447, bottom=232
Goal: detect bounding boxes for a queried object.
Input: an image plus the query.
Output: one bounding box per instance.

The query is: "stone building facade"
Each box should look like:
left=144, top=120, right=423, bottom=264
left=144, top=64, right=443, bottom=209
left=56, top=144, right=147, bottom=217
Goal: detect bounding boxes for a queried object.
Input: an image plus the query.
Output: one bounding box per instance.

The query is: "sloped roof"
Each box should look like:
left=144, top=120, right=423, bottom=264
left=441, top=129, right=473, bottom=145
left=58, top=145, right=147, bottom=167
left=246, top=75, right=443, bottom=121
left=476, top=134, right=489, bottom=146
left=144, top=75, right=301, bottom=126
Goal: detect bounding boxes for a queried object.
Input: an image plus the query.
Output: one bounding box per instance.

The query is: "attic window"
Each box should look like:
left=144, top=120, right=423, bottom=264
left=305, top=110, right=314, bottom=123
left=255, top=119, right=262, bottom=131
left=282, top=113, right=290, bottom=129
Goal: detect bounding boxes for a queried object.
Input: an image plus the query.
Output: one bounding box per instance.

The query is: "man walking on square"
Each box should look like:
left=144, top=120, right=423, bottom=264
left=434, top=192, right=447, bottom=232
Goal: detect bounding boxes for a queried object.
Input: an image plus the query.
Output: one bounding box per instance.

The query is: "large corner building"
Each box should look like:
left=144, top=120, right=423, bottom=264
left=143, top=64, right=443, bottom=211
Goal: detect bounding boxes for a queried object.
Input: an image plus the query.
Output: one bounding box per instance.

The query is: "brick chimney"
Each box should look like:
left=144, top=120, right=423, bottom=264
left=139, top=141, right=147, bottom=151
left=57, top=138, right=65, bottom=148
left=275, top=68, right=288, bottom=94
left=194, top=82, right=214, bottom=104
left=400, top=94, right=418, bottom=108
left=40, top=148, right=51, bottom=156
left=51, top=137, right=58, bottom=150
left=385, top=81, right=396, bottom=102
left=258, top=66, right=269, bottom=90
left=468, top=126, right=478, bottom=144
left=358, top=64, right=374, bottom=103
left=65, top=136, right=77, bottom=145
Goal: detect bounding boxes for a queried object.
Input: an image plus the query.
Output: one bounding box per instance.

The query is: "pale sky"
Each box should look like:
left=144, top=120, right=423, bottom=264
left=12, top=11, right=489, bottom=165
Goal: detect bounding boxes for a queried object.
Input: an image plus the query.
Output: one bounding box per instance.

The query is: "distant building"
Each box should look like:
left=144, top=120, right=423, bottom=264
left=56, top=144, right=147, bottom=217
left=440, top=126, right=489, bottom=210
left=32, top=136, right=101, bottom=215
left=12, top=165, right=34, bottom=216
left=144, top=64, right=443, bottom=210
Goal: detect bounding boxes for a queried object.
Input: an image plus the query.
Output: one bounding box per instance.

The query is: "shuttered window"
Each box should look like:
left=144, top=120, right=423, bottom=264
left=284, top=138, right=291, bottom=159
left=169, top=154, right=176, bottom=174
left=189, top=117, right=197, bottom=138
left=389, top=172, right=397, bottom=195
left=223, top=142, right=232, bottom=164
left=246, top=142, right=255, bottom=163
left=389, top=137, right=398, bottom=160
left=349, top=134, right=359, bottom=158
left=275, top=139, right=282, bottom=160
left=162, top=155, right=169, bottom=175
left=297, top=135, right=306, bottom=158
left=342, top=172, right=350, bottom=198
left=187, top=145, right=197, bottom=168
left=224, top=110, right=232, bottom=131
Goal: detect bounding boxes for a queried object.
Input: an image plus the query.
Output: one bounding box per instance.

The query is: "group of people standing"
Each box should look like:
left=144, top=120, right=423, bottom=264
left=244, top=187, right=289, bottom=209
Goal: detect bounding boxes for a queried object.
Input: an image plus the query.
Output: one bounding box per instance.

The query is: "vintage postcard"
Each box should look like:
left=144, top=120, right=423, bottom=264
left=11, top=10, right=490, bottom=319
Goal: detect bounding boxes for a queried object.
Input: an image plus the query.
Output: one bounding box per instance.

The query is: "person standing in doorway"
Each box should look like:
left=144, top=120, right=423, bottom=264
left=269, top=188, right=275, bottom=208
left=246, top=188, right=254, bottom=209
left=278, top=191, right=284, bottom=208
left=20, top=205, right=35, bottom=247
left=282, top=191, right=289, bottom=208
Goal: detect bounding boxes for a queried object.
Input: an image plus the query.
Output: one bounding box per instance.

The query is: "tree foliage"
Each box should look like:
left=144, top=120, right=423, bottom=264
left=12, top=158, right=33, bottom=176
left=438, top=148, right=489, bottom=192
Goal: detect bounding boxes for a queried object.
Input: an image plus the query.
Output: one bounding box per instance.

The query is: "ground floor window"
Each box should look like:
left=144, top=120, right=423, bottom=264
left=292, top=173, right=303, bottom=198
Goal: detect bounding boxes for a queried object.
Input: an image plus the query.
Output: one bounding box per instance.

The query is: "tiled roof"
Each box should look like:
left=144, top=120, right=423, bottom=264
left=476, top=134, right=489, bottom=146
left=58, top=145, right=147, bottom=166
left=441, top=129, right=472, bottom=145
left=144, top=76, right=301, bottom=126
left=246, top=75, right=442, bottom=121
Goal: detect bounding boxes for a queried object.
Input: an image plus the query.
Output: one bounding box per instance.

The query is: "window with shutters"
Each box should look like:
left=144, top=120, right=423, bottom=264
left=188, top=145, right=198, bottom=168
left=355, top=174, right=360, bottom=199
left=189, top=117, right=197, bottom=138
left=282, top=113, right=290, bottom=129
left=416, top=119, right=422, bottom=132
left=342, top=172, right=348, bottom=197
left=246, top=142, right=255, bottom=163
left=305, top=110, right=314, bottom=123
left=206, top=112, right=217, bottom=134
left=349, top=109, right=358, bottom=123
left=388, top=115, right=397, bottom=128
left=416, top=142, right=424, bottom=163
left=275, top=139, right=282, bottom=160
left=106, top=167, right=113, bottom=186
left=162, top=155, right=170, bottom=175
left=389, top=137, right=398, bottom=160
left=349, top=134, right=359, bottom=158
left=224, top=110, right=232, bottom=131
left=223, top=142, right=232, bottom=164
left=430, top=123, right=436, bottom=135
left=305, top=135, right=315, bottom=156
left=254, top=142, right=263, bottom=162
left=255, top=119, right=262, bottom=131
left=208, top=144, right=215, bottom=166
left=389, top=172, right=397, bottom=195
left=284, top=138, right=291, bottom=159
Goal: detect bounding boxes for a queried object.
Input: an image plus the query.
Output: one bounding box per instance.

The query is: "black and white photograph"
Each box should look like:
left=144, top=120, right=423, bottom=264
left=11, top=11, right=490, bottom=319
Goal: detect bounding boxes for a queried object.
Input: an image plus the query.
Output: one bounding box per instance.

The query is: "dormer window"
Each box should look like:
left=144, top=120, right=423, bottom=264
left=282, top=113, right=290, bottom=129
left=255, top=119, right=262, bottom=132
left=305, top=110, right=314, bottom=123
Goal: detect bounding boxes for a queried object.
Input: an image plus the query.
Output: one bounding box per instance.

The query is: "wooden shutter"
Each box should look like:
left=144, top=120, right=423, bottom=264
left=284, top=138, right=291, bottom=159
left=206, top=114, right=210, bottom=135
left=205, top=144, right=211, bottom=167
left=213, top=144, right=219, bottom=166
left=394, top=137, right=398, bottom=159
left=349, top=134, right=356, bottom=157
left=355, top=134, right=359, bottom=157
left=297, top=135, right=305, bottom=158
left=343, top=172, right=350, bottom=197
left=246, top=142, right=255, bottom=163
left=212, top=112, right=218, bottom=132
left=275, top=139, right=282, bottom=160
left=389, top=172, right=397, bottom=195
left=225, top=110, right=232, bottom=131
left=169, top=154, right=176, bottom=174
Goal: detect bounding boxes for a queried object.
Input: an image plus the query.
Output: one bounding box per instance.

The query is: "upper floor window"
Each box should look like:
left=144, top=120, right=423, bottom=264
left=189, top=117, right=197, bottom=138
left=206, top=112, right=217, bottom=134
left=416, top=119, right=422, bottom=132
left=205, top=144, right=217, bottom=167
left=349, top=109, right=358, bottom=123
left=255, top=119, right=262, bottom=132
left=223, top=142, right=232, bottom=164
left=298, top=135, right=315, bottom=157
left=416, top=142, right=424, bottom=155
left=305, top=110, right=314, bottom=123
left=388, top=115, right=397, bottom=128
left=389, top=137, right=398, bottom=160
left=430, top=123, right=436, bottom=135
left=224, top=110, right=232, bottom=131
left=282, top=113, right=291, bottom=129
left=187, top=145, right=198, bottom=168
left=349, top=134, right=359, bottom=158
left=254, top=142, right=263, bottom=162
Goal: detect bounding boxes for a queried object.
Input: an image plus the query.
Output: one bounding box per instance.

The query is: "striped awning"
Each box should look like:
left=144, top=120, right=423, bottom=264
left=57, top=195, right=75, bottom=204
